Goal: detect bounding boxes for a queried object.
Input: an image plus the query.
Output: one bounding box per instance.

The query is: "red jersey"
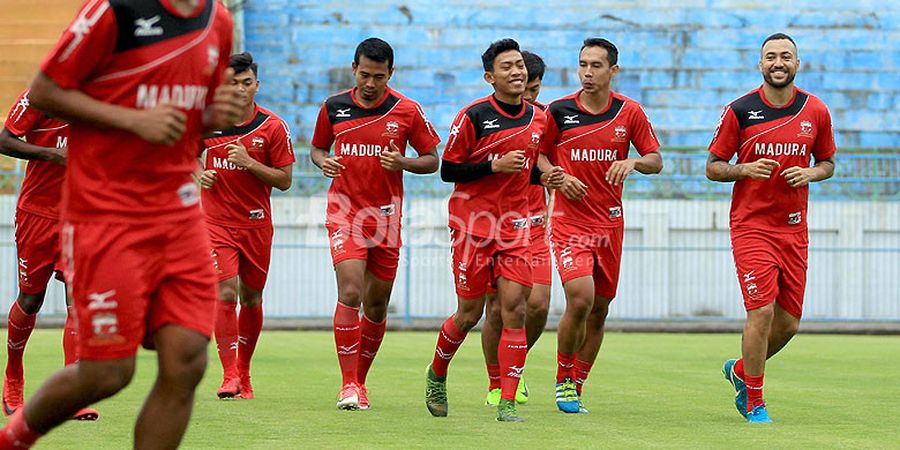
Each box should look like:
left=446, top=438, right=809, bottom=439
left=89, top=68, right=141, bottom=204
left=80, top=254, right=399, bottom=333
left=527, top=101, right=548, bottom=224
left=311, top=87, right=440, bottom=227
left=201, top=104, right=294, bottom=228
left=39, top=0, right=233, bottom=224
left=5, top=89, right=68, bottom=219
left=443, top=95, right=548, bottom=240
left=709, top=86, right=836, bottom=232
left=542, top=91, right=660, bottom=228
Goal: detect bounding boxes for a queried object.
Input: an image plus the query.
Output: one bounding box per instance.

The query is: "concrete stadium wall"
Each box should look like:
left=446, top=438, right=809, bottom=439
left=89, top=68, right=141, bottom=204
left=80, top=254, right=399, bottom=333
left=243, top=0, right=899, bottom=150
left=2, top=196, right=897, bottom=322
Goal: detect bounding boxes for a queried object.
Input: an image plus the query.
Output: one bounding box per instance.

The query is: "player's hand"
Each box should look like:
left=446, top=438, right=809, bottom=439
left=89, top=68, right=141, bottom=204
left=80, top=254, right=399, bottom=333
left=491, top=150, right=526, bottom=173
left=540, top=166, right=565, bottom=189
left=781, top=166, right=814, bottom=188
left=606, top=158, right=636, bottom=186
left=48, top=146, right=67, bottom=166
left=560, top=174, right=588, bottom=200
left=740, top=158, right=780, bottom=179
left=380, top=140, right=406, bottom=171
left=206, top=68, right=244, bottom=131
left=226, top=141, right=255, bottom=169
left=132, top=103, right=187, bottom=146
left=199, top=170, right=217, bottom=189
left=321, top=155, right=345, bottom=178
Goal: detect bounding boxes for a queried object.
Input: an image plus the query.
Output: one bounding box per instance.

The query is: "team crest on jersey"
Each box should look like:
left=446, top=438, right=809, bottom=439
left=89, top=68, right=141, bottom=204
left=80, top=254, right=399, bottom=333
left=383, top=120, right=400, bottom=138
left=251, top=136, right=266, bottom=149
left=613, top=125, right=627, bottom=142
left=798, top=120, right=813, bottom=138
left=529, top=131, right=541, bottom=148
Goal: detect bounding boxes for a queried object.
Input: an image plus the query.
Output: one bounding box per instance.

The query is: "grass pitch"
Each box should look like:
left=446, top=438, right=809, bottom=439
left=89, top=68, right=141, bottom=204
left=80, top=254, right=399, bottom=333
left=5, top=330, right=899, bottom=449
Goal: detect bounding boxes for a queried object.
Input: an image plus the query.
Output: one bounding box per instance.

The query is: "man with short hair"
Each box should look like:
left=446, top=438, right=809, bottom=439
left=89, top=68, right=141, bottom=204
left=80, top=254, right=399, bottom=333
left=0, top=0, right=242, bottom=447
left=708, top=32, right=835, bottom=424
left=311, top=37, right=441, bottom=411
left=540, top=38, right=663, bottom=414
left=425, top=38, right=562, bottom=422
left=199, top=52, right=294, bottom=400
left=480, top=50, right=552, bottom=407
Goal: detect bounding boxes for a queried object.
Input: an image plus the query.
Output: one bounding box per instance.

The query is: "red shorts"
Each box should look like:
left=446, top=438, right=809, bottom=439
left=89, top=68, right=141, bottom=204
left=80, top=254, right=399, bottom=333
left=731, top=229, right=808, bottom=318
left=14, top=210, right=61, bottom=295
left=326, top=221, right=401, bottom=282
left=550, top=221, right=623, bottom=299
left=529, top=222, right=552, bottom=286
left=63, top=217, right=218, bottom=361
left=207, top=222, right=273, bottom=291
left=451, top=229, right=532, bottom=300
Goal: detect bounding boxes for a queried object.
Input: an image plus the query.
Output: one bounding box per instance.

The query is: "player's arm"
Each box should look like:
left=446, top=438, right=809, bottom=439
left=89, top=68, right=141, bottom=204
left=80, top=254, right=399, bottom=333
left=531, top=154, right=565, bottom=188
left=706, top=153, right=779, bottom=182
left=440, top=150, right=527, bottom=183
left=380, top=141, right=439, bottom=174
left=606, top=152, right=663, bottom=186
left=226, top=141, right=292, bottom=191
left=781, top=156, right=834, bottom=188
left=0, top=127, right=65, bottom=165
left=310, top=145, right=345, bottom=178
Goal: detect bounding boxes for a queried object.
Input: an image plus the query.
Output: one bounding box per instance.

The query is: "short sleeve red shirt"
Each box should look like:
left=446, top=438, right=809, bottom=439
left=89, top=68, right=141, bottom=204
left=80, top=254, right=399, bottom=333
left=201, top=104, right=294, bottom=228
left=541, top=91, right=660, bottom=228
left=4, top=89, right=68, bottom=219
left=443, top=95, right=549, bottom=240
left=708, top=86, right=836, bottom=232
left=527, top=101, right=548, bottom=221
left=311, top=87, right=440, bottom=227
left=39, top=0, right=233, bottom=223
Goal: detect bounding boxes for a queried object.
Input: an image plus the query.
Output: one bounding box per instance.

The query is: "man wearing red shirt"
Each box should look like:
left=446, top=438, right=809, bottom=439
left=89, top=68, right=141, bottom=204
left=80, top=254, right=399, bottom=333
left=424, top=38, right=561, bottom=422
left=0, top=89, right=98, bottom=421
left=480, top=50, right=552, bottom=407
left=199, top=52, right=294, bottom=400
left=0, top=1, right=242, bottom=448
left=540, top=38, right=662, bottom=414
left=311, top=37, right=440, bottom=411
left=708, top=33, right=835, bottom=424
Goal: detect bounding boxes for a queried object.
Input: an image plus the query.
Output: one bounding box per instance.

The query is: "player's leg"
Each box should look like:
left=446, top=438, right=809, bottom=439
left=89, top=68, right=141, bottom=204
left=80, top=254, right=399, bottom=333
left=61, top=285, right=100, bottom=421
left=573, top=294, right=612, bottom=390
left=134, top=325, right=208, bottom=449
left=494, top=273, right=530, bottom=422
left=333, top=259, right=366, bottom=409
left=3, top=291, right=44, bottom=416
left=480, top=292, right=502, bottom=406
left=525, top=284, right=550, bottom=350
left=766, top=233, right=806, bottom=360
left=556, top=276, right=593, bottom=413
left=356, top=263, right=396, bottom=410
left=236, top=283, right=263, bottom=399
left=214, top=276, right=241, bottom=398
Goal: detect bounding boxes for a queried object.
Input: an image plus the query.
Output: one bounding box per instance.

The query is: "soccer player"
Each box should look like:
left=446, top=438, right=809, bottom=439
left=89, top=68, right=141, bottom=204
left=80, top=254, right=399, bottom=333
left=480, top=50, right=551, bottom=407
left=199, top=52, right=294, bottom=400
left=0, top=1, right=242, bottom=448
left=425, top=38, right=562, bottom=422
left=0, top=90, right=98, bottom=421
left=540, top=38, right=662, bottom=414
left=310, top=37, right=441, bottom=411
left=708, top=33, right=835, bottom=424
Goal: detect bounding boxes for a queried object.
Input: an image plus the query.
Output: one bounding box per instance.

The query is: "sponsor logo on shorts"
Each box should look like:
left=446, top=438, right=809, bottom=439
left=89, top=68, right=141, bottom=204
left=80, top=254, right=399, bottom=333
left=742, top=271, right=759, bottom=298
left=609, top=206, right=622, bottom=219
left=560, top=247, right=575, bottom=271
left=17, top=258, right=30, bottom=287
left=380, top=204, right=396, bottom=217
left=249, top=209, right=265, bottom=220
left=512, top=218, right=528, bottom=230
left=788, top=211, right=802, bottom=225
left=456, top=261, right=469, bottom=289
left=330, top=228, right=346, bottom=254
left=530, top=215, right=544, bottom=227
left=178, top=182, right=199, bottom=207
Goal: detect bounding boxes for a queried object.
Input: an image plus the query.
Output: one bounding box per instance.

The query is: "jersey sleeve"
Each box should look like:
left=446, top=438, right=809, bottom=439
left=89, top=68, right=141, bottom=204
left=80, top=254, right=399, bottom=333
left=407, top=103, right=441, bottom=155
left=310, top=102, right=334, bottom=150
left=267, top=119, right=296, bottom=168
left=441, top=110, right=476, bottom=164
left=630, top=104, right=661, bottom=155
left=708, top=105, right=740, bottom=161
left=813, top=104, right=836, bottom=161
left=4, top=90, right=41, bottom=137
left=538, top=111, right=560, bottom=162
left=205, top=4, right=234, bottom=107
left=39, top=0, right=118, bottom=90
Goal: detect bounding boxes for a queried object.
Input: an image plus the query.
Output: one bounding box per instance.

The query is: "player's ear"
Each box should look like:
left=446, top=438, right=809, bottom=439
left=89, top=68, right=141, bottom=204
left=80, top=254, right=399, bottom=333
left=610, top=64, right=619, bottom=77
left=484, top=71, right=495, bottom=85
left=351, top=61, right=358, bottom=73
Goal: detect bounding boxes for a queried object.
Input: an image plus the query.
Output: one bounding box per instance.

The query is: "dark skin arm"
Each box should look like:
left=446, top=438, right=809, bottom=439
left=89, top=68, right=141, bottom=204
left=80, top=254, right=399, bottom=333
left=0, top=127, right=66, bottom=165
left=706, top=154, right=780, bottom=182
left=606, top=151, right=663, bottom=185
left=781, top=157, right=835, bottom=187
left=224, top=141, right=293, bottom=191
left=380, top=140, right=439, bottom=174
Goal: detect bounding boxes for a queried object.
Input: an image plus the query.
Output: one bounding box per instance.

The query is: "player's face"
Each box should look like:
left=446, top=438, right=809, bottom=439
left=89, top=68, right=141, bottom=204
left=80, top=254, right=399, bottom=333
left=523, top=78, right=542, bottom=103
left=485, top=50, right=527, bottom=98
left=578, top=46, right=618, bottom=94
left=352, top=55, right=393, bottom=103
left=759, top=39, right=799, bottom=89
left=232, top=70, right=259, bottom=107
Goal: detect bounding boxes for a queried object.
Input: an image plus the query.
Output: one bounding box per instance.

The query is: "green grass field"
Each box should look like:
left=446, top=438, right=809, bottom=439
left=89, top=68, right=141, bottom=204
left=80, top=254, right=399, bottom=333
left=4, top=330, right=899, bottom=449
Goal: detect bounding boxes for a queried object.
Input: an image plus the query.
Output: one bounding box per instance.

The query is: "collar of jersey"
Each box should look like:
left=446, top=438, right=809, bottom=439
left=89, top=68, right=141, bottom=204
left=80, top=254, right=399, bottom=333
left=757, top=84, right=798, bottom=109
left=160, top=0, right=207, bottom=18
left=574, top=89, right=615, bottom=116
left=351, top=87, right=392, bottom=110
left=488, top=94, right=526, bottom=119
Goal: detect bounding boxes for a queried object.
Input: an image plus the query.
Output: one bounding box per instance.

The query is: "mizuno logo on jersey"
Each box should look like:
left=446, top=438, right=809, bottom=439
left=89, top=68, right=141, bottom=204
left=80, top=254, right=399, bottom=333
left=482, top=118, right=500, bottom=129
left=748, top=110, right=764, bottom=120
left=563, top=114, right=579, bottom=124
left=336, top=108, right=351, bottom=118
left=134, top=15, right=163, bottom=37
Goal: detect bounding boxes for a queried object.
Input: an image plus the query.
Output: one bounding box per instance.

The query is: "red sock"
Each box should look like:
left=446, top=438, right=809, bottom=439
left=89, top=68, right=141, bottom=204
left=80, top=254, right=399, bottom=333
left=357, top=315, right=386, bottom=385
left=0, top=409, right=41, bottom=448
left=333, top=302, right=360, bottom=386
left=237, top=303, right=263, bottom=377
left=745, top=373, right=765, bottom=412
left=556, top=351, right=575, bottom=383
left=62, top=306, right=78, bottom=366
left=6, top=302, right=37, bottom=381
left=498, top=328, right=527, bottom=401
left=431, top=316, right=466, bottom=378
left=573, top=358, right=593, bottom=395
left=214, top=301, right=239, bottom=379
left=734, top=358, right=745, bottom=380
left=486, top=363, right=501, bottom=390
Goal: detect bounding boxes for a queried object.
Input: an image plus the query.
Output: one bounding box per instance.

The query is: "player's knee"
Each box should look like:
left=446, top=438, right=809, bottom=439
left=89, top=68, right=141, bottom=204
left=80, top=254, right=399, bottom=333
left=16, top=292, right=45, bottom=315
left=161, top=347, right=208, bottom=391
left=526, top=294, right=550, bottom=320
left=81, top=360, right=135, bottom=399
left=338, top=284, right=362, bottom=307
left=455, top=309, right=482, bottom=331
left=219, top=285, right=238, bottom=303
left=239, top=290, right=263, bottom=308
left=566, top=296, right=593, bottom=320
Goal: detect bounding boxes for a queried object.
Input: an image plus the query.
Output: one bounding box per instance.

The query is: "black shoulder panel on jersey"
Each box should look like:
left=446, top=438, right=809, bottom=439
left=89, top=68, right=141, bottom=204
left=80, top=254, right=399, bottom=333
left=213, top=110, right=270, bottom=137
left=111, top=0, right=213, bottom=53
left=731, top=90, right=809, bottom=130
left=325, top=92, right=400, bottom=125
left=549, top=97, right=625, bottom=133
left=465, top=100, right=534, bottom=140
